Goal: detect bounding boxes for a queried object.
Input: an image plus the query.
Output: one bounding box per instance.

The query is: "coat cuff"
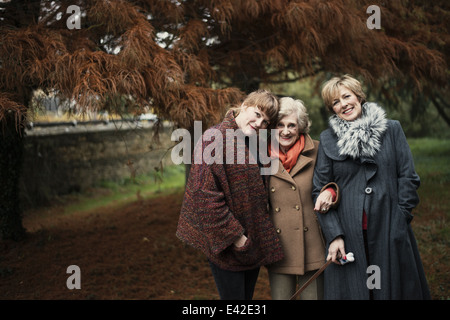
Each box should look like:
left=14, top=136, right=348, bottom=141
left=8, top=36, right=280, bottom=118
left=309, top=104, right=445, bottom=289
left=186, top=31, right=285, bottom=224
left=320, top=182, right=340, bottom=209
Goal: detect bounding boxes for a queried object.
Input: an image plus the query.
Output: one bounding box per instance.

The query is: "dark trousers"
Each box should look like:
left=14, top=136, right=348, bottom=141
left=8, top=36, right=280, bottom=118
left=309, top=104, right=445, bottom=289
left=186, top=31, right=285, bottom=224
left=209, top=261, right=260, bottom=300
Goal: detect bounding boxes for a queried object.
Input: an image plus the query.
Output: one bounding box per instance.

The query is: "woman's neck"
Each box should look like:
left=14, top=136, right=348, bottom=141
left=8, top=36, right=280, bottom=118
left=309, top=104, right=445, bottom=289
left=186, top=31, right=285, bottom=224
left=279, top=145, right=291, bottom=154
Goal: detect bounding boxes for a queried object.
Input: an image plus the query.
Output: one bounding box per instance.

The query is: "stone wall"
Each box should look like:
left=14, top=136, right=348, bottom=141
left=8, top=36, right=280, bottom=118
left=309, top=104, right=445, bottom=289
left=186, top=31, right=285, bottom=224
left=20, top=121, right=175, bottom=208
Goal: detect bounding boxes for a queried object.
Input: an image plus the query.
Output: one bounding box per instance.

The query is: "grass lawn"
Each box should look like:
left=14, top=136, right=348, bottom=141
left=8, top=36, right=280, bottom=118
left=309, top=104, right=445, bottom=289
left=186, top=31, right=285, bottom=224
left=409, top=138, right=450, bottom=299
left=59, top=164, right=187, bottom=216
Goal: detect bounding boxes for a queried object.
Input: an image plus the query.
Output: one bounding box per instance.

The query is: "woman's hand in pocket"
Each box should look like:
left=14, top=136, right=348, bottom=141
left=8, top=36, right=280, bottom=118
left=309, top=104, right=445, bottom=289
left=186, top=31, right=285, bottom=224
left=233, top=235, right=248, bottom=248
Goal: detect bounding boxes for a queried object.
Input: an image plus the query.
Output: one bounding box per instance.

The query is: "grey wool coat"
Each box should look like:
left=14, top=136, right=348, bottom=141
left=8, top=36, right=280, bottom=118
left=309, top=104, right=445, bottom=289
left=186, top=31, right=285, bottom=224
left=312, top=102, right=430, bottom=300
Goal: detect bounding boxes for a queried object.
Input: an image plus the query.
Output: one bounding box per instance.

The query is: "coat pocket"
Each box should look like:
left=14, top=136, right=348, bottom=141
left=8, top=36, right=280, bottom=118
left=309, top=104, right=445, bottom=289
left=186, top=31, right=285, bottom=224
left=397, top=205, right=414, bottom=224
left=232, top=235, right=251, bottom=251
left=231, top=236, right=260, bottom=265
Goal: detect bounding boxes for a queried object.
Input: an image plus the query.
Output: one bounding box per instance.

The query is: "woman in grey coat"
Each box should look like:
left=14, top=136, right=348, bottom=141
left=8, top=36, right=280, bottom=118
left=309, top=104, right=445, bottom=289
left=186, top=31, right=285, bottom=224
left=312, top=74, right=430, bottom=300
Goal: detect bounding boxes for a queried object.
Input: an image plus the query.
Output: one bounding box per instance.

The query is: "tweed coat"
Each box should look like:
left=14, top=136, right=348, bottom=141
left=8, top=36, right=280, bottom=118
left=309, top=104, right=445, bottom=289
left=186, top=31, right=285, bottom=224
left=312, top=103, right=430, bottom=299
left=176, top=111, right=284, bottom=272
left=267, top=135, right=326, bottom=275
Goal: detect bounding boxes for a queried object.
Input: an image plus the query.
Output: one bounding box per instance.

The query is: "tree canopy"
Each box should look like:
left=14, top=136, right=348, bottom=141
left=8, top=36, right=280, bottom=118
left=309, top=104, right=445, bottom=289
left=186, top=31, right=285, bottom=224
left=0, top=0, right=448, bottom=129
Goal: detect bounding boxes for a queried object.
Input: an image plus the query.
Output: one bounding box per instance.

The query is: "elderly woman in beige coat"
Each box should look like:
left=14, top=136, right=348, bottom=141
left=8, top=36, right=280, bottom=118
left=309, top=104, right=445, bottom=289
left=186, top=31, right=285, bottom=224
left=267, top=97, right=338, bottom=300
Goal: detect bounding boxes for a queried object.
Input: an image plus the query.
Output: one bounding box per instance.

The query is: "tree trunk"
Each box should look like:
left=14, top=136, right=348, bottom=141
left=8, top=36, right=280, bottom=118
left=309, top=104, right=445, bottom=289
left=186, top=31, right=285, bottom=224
left=0, top=0, right=42, bottom=242
left=0, top=113, right=26, bottom=240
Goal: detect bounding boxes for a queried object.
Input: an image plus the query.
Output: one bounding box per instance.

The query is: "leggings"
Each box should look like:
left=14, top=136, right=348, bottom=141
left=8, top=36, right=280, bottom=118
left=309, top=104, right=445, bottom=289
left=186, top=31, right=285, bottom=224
left=209, top=261, right=260, bottom=300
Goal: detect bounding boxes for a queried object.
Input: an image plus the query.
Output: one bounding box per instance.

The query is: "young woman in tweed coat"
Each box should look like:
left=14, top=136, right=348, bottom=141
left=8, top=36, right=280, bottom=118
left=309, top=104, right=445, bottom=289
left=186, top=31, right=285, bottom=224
left=176, top=89, right=284, bottom=300
left=312, top=75, right=430, bottom=299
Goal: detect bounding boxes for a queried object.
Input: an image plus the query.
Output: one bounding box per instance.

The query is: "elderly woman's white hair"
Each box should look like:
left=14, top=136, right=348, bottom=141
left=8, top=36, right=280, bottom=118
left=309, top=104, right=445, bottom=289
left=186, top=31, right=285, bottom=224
left=277, top=97, right=311, bottom=134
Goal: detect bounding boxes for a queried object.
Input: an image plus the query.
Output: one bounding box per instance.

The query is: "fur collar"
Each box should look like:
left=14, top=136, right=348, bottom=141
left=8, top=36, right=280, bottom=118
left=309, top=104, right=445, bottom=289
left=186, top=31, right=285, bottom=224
left=329, top=102, right=387, bottom=159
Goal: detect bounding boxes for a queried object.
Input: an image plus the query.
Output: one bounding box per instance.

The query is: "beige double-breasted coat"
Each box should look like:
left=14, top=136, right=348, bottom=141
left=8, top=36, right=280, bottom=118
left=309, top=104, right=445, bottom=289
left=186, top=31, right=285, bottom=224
left=268, top=134, right=325, bottom=275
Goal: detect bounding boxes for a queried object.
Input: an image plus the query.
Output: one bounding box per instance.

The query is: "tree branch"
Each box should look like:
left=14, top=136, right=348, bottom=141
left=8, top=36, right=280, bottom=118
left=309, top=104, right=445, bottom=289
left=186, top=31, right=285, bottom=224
left=430, top=96, right=450, bottom=127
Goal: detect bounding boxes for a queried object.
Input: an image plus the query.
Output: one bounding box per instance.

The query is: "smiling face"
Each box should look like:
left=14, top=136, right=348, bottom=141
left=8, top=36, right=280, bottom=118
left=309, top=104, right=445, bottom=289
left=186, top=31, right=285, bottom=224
left=331, top=85, right=363, bottom=121
left=276, top=112, right=299, bottom=152
left=235, top=105, right=270, bottom=136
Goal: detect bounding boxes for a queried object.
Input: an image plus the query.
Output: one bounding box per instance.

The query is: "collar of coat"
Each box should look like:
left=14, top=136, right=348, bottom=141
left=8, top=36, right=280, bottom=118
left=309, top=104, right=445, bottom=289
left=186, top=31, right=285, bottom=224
left=222, top=109, right=239, bottom=130
left=328, top=102, right=388, bottom=159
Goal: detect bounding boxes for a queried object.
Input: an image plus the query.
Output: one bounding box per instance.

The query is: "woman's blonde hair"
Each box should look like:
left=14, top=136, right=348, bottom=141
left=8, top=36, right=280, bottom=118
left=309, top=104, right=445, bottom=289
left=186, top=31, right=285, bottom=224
left=232, top=89, right=280, bottom=128
left=321, top=74, right=366, bottom=112
left=278, top=97, right=311, bottom=134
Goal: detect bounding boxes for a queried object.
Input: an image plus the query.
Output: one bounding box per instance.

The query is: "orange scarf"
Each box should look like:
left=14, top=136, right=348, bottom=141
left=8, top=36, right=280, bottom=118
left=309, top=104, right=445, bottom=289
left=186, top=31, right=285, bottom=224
left=269, top=134, right=305, bottom=172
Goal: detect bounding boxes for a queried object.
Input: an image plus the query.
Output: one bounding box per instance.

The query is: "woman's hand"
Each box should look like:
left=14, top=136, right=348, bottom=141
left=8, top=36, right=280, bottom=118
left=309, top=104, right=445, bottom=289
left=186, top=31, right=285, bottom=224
left=234, top=235, right=248, bottom=248
left=327, top=237, right=346, bottom=265
left=314, top=189, right=334, bottom=213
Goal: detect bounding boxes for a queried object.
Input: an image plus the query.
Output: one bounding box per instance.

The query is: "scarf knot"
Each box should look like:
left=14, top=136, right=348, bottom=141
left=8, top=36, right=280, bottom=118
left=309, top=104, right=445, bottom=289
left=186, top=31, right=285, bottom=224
left=269, top=134, right=305, bottom=172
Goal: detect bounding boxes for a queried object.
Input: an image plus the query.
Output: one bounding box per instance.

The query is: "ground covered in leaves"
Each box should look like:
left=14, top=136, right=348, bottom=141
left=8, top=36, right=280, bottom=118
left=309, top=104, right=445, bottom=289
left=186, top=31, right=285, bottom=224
left=0, top=191, right=271, bottom=300
left=0, top=189, right=447, bottom=300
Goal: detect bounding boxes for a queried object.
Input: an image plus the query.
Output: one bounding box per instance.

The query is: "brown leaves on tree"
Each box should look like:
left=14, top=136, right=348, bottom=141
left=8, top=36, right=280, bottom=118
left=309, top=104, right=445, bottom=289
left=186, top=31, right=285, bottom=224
left=0, top=93, right=27, bottom=133
left=0, top=0, right=448, bottom=130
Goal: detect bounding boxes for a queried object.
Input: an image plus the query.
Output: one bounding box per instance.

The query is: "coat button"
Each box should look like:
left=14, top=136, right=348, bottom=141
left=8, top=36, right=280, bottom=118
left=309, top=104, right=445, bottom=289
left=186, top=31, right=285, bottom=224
left=271, top=187, right=276, bottom=193
left=291, top=186, right=296, bottom=191
left=276, top=228, right=281, bottom=234
left=365, top=187, right=373, bottom=194
left=275, top=207, right=280, bottom=213
left=295, top=205, right=300, bottom=210
left=303, top=227, right=308, bottom=232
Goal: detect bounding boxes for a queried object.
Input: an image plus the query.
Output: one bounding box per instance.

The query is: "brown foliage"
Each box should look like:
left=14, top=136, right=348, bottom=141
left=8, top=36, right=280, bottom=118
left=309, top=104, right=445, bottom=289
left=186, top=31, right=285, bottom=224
left=0, top=0, right=448, bottom=129
left=0, top=93, right=27, bottom=133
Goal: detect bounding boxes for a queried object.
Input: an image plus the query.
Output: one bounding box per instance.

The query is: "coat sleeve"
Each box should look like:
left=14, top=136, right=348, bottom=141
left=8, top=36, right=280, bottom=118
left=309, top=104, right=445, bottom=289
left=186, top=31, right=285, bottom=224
left=313, top=142, right=345, bottom=244
left=392, top=121, right=420, bottom=223
left=188, top=161, right=245, bottom=255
